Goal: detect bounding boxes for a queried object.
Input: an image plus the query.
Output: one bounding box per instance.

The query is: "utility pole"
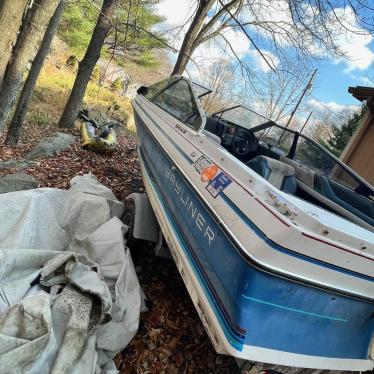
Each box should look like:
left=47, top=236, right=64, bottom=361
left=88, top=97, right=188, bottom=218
left=300, top=111, right=313, bottom=133
left=285, top=69, right=317, bottom=129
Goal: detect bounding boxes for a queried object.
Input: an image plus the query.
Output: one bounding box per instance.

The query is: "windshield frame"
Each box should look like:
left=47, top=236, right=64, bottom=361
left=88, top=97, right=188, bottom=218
left=212, top=105, right=272, bottom=130
left=212, top=105, right=373, bottom=196
left=145, top=76, right=207, bottom=133
left=191, top=81, right=213, bottom=98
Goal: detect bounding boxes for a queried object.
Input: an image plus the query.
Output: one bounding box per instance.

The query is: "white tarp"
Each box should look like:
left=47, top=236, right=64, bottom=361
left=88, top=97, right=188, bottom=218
left=0, top=174, right=141, bottom=373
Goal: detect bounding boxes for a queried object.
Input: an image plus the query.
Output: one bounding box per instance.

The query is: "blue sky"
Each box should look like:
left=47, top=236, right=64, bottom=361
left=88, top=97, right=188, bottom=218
left=156, top=0, right=374, bottom=116
left=314, top=57, right=373, bottom=105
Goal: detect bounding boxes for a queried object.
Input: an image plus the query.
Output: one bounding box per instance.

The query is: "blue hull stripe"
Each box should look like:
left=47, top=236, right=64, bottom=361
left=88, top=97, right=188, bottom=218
left=135, top=107, right=374, bottom=284
left=136, top=111, right=246, bottom=337
left=241, top=294, right=348, bottom=322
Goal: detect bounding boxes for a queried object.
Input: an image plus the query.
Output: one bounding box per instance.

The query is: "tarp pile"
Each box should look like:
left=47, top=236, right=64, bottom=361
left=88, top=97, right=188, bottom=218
left=0, top=174, right=141, bottom=373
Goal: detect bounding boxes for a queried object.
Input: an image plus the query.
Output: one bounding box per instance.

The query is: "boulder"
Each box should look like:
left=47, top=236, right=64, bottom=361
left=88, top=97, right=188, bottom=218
left=0, top=173, right=38, bottom=193
left=124, top=82, right=141, bottom=100
left=0, top=159, right=29, bottom=169
left=26, top=133, right=75, bottom=160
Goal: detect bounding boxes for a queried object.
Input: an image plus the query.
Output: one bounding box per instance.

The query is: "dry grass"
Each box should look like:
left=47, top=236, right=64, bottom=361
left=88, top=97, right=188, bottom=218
left=28, top=55, right=133, bottom=131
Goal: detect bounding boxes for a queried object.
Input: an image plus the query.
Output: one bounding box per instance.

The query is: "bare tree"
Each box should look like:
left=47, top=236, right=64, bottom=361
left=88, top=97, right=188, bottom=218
left=0, top=0, right=60, bottom=132
left=170, top=0, right=374, bottom=76
left=0, top=0, right=29, bottom=87
left=5, top=0, right=65, bottom=145
left=171, top=0, right=243, bottom=75
left=306, top=118, right=333, bottom=142
left=58, top=0, right=117, bottom=129
left=200, top=59, right=236, bottom=112
left=242, top=66, right=312, bottom=124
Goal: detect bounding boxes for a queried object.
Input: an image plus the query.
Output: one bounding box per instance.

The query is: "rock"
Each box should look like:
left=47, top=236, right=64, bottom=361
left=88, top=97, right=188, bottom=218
left=0, top=159, right=30, bottom=169
left=26, top=133, right=76, bottom=160
left=0, top=173, right=38, bottom=193
left=124, top=82, right=141, bottom=100
left=97, top=59, right=130, bottom=87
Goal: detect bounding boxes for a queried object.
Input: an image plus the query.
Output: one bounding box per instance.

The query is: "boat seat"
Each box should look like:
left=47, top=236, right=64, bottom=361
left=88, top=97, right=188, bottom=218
left=204, top=116, right=226, bottom=138
left=246, top=155, right=297, bottom=194
left=279, top=156, right=374, bottom=230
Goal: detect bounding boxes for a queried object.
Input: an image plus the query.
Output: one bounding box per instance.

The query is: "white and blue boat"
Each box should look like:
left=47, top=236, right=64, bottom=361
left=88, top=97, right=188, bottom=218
left=132, top=76, right=374, bottom=371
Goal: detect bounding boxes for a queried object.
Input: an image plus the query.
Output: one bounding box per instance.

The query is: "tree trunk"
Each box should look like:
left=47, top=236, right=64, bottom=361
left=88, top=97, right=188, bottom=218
left=5, top=0, right=65, bottom=146
left=0, top=0, right=60, bottom=133
left=58, top=0, right=116, bottom=129
left=0, top=0, right=29, bottom=87
left=171, top=0, right=213, bottom=76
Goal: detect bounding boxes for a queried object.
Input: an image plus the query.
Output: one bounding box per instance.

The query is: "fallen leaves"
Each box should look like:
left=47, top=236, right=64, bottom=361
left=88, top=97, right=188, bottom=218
left=0, top=122, right=238, bottom=373
left=0, top=123, right=143, bottom=201
left=117, top=245, right=239, bottom=374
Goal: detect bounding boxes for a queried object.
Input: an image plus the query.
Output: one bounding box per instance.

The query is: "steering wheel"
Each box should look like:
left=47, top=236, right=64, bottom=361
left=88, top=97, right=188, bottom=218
left=232, top=129, right=258, bottom=156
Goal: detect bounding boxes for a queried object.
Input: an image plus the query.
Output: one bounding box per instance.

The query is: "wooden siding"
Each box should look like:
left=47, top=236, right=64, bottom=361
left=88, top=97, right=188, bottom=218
left=340, top=112, right=374, bottom=185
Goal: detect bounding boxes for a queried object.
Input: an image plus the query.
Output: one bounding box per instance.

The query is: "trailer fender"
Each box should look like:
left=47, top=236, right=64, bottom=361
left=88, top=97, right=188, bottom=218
left=125, top=193, right=159, bottom=242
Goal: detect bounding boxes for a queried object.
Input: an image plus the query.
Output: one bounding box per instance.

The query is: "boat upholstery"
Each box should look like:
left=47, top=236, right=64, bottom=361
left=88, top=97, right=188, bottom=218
left=205, top=116, right=226, bottom=138
left=246, top=155, right=297, bottom=194
left=314, top=174, right=374, bottom=229
left=280, top=156, right=374, bottom=230
left=279, top=155, right=316, bottom=186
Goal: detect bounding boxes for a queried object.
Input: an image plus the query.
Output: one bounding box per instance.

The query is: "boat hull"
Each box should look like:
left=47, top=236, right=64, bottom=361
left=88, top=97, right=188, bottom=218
left=133, top=101, right=374, bottom=371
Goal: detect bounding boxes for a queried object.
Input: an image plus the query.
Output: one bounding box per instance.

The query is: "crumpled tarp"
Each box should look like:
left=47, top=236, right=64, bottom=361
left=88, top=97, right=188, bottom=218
left=0, top=174, right=141, bottom=373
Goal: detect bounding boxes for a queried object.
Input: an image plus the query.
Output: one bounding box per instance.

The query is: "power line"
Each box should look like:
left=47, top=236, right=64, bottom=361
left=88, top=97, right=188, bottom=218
left=300, top=111, right=313, bottom=133
left=309, top=94, right=351, bottom=121
left=284, top=69, right=317, bottom=128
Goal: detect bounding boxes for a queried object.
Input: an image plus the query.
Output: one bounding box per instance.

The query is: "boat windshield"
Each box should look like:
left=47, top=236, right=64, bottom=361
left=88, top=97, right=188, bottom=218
left=192, top=81, right=213, bottom=98
left=213, top=105, right=271, bottom=130
left=213, top=107, right=373, bottom=200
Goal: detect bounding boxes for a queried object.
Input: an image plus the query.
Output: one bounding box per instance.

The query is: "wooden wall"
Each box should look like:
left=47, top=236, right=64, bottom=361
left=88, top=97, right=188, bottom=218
left=340, top=112, right=374, bottom=185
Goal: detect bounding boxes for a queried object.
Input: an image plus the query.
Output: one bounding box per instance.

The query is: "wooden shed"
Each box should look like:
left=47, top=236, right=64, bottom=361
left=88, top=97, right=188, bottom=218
left=339, top=86, right=374, bottom=185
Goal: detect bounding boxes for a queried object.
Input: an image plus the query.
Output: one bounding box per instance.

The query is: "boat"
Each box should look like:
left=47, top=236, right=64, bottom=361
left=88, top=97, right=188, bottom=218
left=131, top=76, right=374, bottom=371
left=79, top=111, right=117, bottom=153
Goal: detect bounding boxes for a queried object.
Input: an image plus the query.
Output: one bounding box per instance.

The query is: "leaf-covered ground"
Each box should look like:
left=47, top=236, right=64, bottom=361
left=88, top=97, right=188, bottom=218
left=0, top=124, right=143, bottom=199
left=117, top=245, right=240, bottom=374
left=0, top=123, right=239, bottom=373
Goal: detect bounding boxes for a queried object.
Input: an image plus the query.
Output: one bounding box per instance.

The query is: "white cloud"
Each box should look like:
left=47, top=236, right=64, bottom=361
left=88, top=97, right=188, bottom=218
left=340, top=34, right=374, bottom=72
left=332, top=8, right=374, bottom=72
left=156, top=0, right=193, bottom=29
left=248, top=49, right=279, bottom=72
left=307, top=98, right=358, bottom=112
left=220, top=28, right=251, bottom=58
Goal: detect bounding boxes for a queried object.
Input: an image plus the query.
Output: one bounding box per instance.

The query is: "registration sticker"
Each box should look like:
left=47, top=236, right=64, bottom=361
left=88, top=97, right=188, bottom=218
left=206, top=172, right=232, bottom=198
left=201, top=164, right=219, bottom=182
left=193, top=155, right=211, bottom=173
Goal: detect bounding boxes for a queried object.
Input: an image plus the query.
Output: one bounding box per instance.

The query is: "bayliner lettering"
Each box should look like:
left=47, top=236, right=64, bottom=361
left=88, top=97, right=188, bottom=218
left=165, top=167, right=215, bottom=246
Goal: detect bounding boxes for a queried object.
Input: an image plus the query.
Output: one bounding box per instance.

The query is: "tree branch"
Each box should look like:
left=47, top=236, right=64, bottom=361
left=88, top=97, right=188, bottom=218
left=217, top=0, right=276, bottom=72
